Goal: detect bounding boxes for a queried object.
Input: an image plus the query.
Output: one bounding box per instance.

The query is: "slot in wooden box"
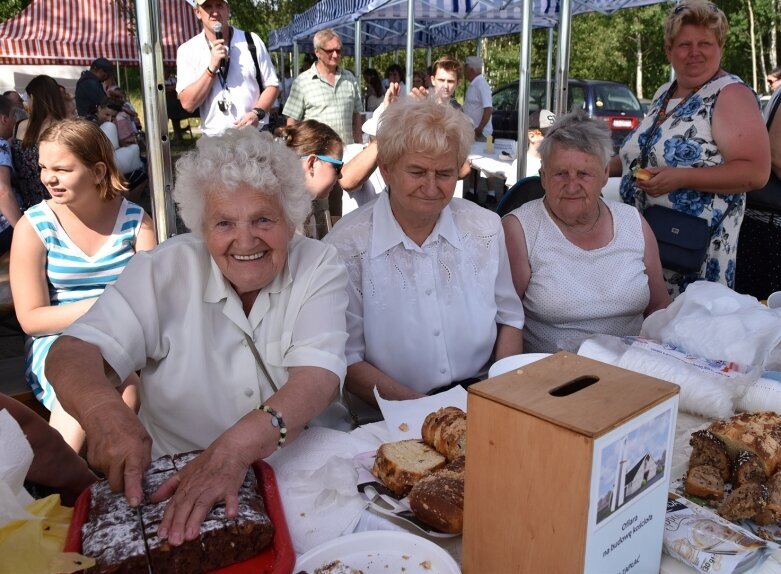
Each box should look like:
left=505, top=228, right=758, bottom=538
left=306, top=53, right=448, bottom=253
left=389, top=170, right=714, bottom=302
left=462, top=352, right=679, bottom=574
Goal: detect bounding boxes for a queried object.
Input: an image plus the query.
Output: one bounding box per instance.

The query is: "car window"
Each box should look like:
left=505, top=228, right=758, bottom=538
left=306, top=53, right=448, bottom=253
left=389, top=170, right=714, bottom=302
left=569, top=86, right=586, bottom=112
left=593, top=84, right=642, bottom=113
left=529, top=82, right=547, bottom=111
left=492, top=85, right=517, bottom=112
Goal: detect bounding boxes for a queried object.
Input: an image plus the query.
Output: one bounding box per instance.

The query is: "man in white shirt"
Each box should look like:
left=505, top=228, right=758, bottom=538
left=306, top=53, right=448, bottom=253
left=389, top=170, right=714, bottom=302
left=176, top=0, right=279, bottom=136
left=463, top=56, right=493, bottom=142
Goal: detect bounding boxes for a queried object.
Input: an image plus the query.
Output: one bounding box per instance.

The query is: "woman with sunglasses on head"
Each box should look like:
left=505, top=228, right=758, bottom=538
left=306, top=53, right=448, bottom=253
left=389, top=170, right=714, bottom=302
left=278, top=119, right=344, bottom=238
left=610, top=0, right=769, bottom=297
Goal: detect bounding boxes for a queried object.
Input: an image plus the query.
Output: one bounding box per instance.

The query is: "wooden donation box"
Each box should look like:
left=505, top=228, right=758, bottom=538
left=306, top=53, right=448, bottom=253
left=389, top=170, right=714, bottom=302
left=462, top=352, right=679, bottom=574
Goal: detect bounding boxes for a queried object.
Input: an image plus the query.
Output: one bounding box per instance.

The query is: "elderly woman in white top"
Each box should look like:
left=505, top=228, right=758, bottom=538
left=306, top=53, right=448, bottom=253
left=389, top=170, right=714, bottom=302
left=503, top=111, right=671, bottom=354
left=325, top=97, right=524, bottom=412
left=44, top=128, right=348, bottom=546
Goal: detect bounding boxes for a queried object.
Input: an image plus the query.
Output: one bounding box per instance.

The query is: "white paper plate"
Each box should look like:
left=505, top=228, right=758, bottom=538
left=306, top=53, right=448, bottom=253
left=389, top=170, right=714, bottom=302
left=295, top=530, right=461, bottom=573
left=488, top=353, right=551, bottom=378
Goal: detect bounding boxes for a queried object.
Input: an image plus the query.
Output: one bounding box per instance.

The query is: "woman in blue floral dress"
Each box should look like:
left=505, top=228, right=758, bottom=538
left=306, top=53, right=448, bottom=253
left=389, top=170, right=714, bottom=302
left=611, top=0, right=770, bottom=296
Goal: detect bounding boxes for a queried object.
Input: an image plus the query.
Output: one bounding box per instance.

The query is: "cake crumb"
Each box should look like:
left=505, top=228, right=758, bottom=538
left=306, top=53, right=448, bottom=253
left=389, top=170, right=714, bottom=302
left=401, top=555, right=409, bottom=560
left=420, top=560, right=432, bottom=569
left=300, top=512, right=306, bottom=517
left=398, top=423, right=409, bottom=432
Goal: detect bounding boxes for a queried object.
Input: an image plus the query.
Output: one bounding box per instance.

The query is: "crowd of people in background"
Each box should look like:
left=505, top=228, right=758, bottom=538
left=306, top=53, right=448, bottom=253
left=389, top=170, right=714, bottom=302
left=2, top=0, right=781, bottom=544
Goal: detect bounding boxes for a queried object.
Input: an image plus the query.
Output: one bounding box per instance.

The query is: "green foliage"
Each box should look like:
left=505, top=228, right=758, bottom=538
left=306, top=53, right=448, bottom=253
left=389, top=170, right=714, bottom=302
left=0, top=0, right=30, bottom=22
left=229, top=0, right=319, bottom=39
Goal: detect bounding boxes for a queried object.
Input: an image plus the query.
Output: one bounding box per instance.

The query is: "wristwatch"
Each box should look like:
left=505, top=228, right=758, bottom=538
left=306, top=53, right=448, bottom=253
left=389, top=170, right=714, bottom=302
left=253, top=107, right=266, bottom=120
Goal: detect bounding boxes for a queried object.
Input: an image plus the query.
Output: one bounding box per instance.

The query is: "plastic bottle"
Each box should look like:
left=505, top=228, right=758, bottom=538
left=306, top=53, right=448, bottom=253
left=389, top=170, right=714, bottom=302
left=484, top=134, right=494, bottom=154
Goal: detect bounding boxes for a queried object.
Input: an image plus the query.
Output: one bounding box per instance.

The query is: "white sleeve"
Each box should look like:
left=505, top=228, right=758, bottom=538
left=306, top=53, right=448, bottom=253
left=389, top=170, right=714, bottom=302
left=251, top=33, right=280, bottom=88
left=64, top=251, right=166, bottom=383
left=114, top=145, right=143, bottom=174
left=100, top=122, right=120, bottom=150
left=176, top=38, right=202, bottom=95
left=494, top=221, right=526, bottom=329
left=480, top=81, right=493, bottom=108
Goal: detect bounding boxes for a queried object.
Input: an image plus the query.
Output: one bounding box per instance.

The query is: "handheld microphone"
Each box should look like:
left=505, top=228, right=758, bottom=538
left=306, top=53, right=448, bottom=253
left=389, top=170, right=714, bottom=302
left=213, top=22, right=225, bottom=70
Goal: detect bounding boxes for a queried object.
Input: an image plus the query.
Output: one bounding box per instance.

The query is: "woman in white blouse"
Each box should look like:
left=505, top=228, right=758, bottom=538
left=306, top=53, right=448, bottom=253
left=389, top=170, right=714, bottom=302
left=503, top=111, right=670, bottom=354
left=325, top=97, right=525, bottom=413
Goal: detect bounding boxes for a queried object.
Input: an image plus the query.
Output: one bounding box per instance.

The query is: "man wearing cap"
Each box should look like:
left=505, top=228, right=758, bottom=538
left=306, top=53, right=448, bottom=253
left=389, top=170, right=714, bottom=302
left=177, top=0, right=279, bottom=136
left=463, top=56, right=493, bottom=142
left=75, top=58, right=114, bottom=118
left=503, top=108, right=556, bottom=188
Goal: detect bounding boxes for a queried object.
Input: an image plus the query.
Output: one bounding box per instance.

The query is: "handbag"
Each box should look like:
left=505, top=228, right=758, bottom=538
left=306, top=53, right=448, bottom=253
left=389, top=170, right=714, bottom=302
left=746, top=93, right=781, bottom=212
left=645, top=199, right=737, bottom=274
left=636, top=76, right=738, bottom=275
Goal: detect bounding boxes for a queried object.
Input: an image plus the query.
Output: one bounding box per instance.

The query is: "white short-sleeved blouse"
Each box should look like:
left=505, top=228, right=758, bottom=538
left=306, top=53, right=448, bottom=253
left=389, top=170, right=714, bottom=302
left=324, top=192, right=525, bottom=394
left=64, top=233, right=348, bottom=456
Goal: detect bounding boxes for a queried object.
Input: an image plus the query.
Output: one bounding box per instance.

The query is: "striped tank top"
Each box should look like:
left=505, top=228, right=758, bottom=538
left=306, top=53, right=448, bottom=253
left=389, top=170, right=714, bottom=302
left=24, top=198, right=145, bottom=409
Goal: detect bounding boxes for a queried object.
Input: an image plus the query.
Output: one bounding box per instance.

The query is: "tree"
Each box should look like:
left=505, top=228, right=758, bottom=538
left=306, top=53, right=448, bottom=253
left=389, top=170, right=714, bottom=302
left=0, top=0, right=30, bottom=22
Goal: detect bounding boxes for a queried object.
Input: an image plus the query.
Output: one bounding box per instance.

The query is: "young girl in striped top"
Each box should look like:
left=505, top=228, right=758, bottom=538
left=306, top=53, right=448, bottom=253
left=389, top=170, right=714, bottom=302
left=10, top=119, right=156, bottom=451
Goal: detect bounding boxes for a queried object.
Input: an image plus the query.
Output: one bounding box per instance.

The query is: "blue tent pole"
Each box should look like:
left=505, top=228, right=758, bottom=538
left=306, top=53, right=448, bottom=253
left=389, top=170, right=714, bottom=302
left=293, top=41, right=300, bottom=76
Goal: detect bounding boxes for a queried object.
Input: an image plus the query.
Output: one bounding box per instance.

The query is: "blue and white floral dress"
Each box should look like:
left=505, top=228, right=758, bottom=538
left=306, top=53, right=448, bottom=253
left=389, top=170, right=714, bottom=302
left=618, top=74, right=747, bottom=297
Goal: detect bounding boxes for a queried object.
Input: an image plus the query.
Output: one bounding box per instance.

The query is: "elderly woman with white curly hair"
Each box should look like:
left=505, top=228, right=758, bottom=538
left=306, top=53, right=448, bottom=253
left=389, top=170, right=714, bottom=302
left=44, top=128, right=349, bottom=546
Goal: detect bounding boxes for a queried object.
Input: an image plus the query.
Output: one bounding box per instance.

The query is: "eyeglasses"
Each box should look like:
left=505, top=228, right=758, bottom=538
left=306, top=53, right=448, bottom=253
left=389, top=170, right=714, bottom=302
left=673, top=1, right=719, bottom=14
left=303, top=154, right=343, bottom=178
left=319, top=47, right=342, bottom=56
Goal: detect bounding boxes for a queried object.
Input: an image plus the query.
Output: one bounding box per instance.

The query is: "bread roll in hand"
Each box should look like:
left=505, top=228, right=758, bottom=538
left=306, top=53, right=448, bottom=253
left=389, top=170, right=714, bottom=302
left=633, top=168, right=653, bottom=181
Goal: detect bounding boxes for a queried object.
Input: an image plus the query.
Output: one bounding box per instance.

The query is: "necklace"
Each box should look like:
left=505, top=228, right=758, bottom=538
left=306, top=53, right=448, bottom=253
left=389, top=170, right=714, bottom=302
left=545, top=198, right=602, bottom=235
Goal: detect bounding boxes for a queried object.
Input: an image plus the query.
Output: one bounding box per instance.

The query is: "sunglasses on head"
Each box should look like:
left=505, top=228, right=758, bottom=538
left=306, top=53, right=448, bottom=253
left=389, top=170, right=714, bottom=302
left=673, top=1, right=719, bottom=15
left=304, top=154, right=343, bottom=178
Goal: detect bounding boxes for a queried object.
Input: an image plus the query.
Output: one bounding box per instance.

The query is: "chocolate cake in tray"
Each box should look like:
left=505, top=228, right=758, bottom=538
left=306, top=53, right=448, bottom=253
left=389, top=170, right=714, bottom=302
left=81, top=451, right=275, bottom=573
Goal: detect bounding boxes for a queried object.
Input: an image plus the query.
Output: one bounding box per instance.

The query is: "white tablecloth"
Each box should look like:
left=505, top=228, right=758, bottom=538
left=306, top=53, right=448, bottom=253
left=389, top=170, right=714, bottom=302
left=271, top=410, right=781, bottom=573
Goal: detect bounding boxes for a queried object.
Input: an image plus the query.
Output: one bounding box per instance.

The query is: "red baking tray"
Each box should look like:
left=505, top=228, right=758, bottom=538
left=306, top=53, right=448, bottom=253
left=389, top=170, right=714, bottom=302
left=65, top=460, right=295, bottom=574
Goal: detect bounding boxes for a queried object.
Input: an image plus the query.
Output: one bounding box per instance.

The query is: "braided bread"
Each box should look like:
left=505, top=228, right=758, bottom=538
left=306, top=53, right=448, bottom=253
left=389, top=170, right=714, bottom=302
left=421, top=407, right=467, bottom=461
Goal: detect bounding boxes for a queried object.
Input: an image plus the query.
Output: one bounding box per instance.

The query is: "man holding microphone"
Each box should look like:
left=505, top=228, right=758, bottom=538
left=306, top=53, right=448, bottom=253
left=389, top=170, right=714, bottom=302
left=176, top=0, right=278, bottom=136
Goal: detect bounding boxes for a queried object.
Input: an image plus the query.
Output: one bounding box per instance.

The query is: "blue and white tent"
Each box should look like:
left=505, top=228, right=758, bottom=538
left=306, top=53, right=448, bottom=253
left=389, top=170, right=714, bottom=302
left=271, top=0, right=666, bottom=53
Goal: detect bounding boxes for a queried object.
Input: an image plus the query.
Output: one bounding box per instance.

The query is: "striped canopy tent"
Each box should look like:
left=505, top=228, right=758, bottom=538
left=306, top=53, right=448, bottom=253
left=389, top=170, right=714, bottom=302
left=0, top=0, right=200, bottom=66
left=272, top=0, right=666, bottom=56
left=269, top=19, right=525, bottom=55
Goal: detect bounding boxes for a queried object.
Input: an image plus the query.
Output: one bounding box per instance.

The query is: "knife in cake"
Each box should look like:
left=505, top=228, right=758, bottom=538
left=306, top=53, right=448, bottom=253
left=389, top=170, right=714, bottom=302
left=135, top=506, right=154, bottom=574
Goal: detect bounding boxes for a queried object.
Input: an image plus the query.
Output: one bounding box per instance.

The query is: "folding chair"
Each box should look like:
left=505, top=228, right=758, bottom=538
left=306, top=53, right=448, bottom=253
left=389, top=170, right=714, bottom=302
left=496, top=176, right=545, bottom=217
